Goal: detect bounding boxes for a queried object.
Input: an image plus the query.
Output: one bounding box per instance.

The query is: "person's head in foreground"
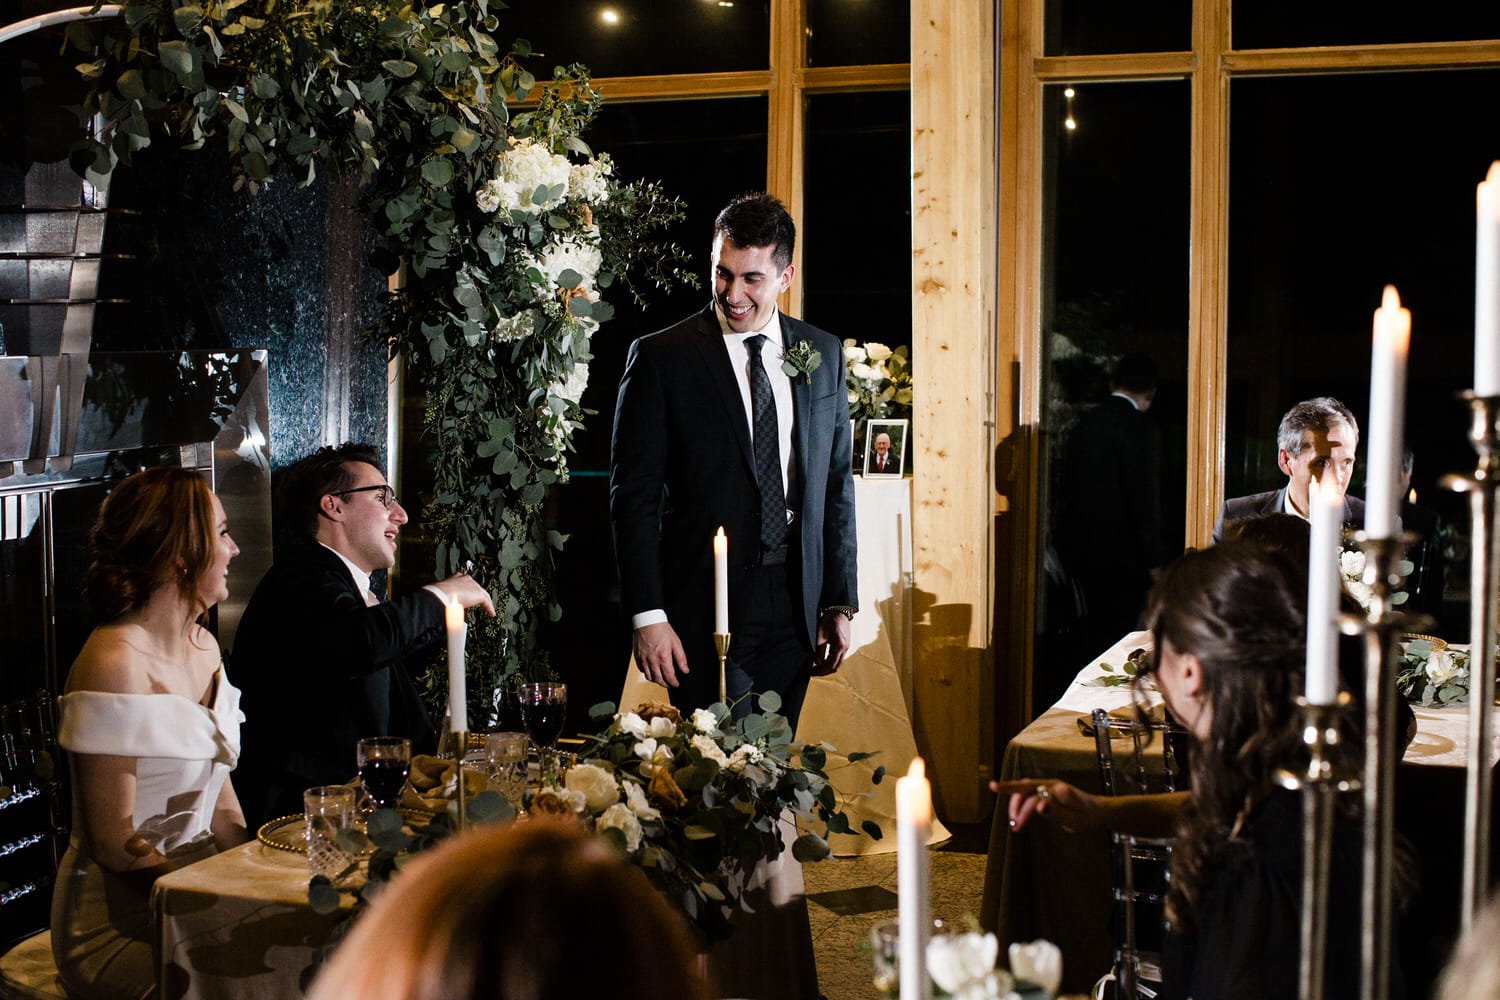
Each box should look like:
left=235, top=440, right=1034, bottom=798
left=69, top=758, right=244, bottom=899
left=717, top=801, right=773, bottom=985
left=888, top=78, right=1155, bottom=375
left=1133, top=541, right=1308, bottom=926
left=306, top=819, right=710, bottom=1000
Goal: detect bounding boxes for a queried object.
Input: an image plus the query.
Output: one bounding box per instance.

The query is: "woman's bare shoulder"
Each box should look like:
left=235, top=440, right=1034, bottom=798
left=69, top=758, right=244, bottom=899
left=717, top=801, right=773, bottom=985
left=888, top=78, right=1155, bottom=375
left=66, top=626, right=154, bottom=695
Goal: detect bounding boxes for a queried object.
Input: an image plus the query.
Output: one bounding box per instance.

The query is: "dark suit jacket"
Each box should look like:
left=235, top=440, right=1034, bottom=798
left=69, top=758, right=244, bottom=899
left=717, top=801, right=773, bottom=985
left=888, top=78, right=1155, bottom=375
left=1212, top=487, right=1367, bottom=544
left=232, top=542, right=443, bottom=825
left=609, top=306, right=858, bottom=708
left=1400, top=499, right=1445, bottom=631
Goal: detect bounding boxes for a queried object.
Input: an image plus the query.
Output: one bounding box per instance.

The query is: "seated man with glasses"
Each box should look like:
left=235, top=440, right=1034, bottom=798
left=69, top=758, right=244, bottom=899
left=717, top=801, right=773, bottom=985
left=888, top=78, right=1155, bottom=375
left=233, top=442, right=494, bottom=826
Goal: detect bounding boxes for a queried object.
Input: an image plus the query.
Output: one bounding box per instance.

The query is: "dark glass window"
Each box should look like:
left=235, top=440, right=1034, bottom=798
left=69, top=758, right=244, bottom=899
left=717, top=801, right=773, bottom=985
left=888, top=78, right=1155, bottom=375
left=807, top=0, right=910, bottom=66
left=1045, top=0, right=1190, bottom=56
left=1034, top=80, right=1189, bottom=713
left=1226, top=71, right=1498, bottom=519
left=802, top=90, right=912, bottom=347
left=1234, top=2, right=1500, bottom=50
left=496, top=2, right=770, bottom=77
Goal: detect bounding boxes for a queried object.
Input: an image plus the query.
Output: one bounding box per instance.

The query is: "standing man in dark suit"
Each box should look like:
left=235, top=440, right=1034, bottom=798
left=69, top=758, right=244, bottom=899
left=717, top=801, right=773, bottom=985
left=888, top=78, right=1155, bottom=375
left=610, top=192, right=858, bottom=730
left=1213, top=397, right=1364, bottom=543
left=233, top=443, right=494, bottom=826
left=1054, top=353, right=1166, bottom=663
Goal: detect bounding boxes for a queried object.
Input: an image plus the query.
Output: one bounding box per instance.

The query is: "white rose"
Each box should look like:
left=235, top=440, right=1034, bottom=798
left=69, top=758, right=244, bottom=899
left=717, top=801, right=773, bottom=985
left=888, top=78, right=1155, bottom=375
left=926, top=931, right=999, bottom=994
left=727, top=743, right=763, bottom=772
left=1008, top=939, right=1062, bottom=995
left=624, top=781, right=660, bottom=821
left=475, top=179, right=503, bottom=213
left=690, top=708, right=719, bottom=734
left=844, top=343, right=867, bottom=363
left=1339, top=548, right=1366, bottom=581
left=850, top=362, right=877, bottom=382
left=618, top=713, right=649, bottom=738
left=633, top=738, right=672, bottom=768
left=563, top=763, right=619, bottom=813
left=597, top=803, right=643, bottom=852
left=648, top=715, right=676, bottom=739
left=691, top=733, right=728, bottom=767
left=1426, top=650, right=1466, bottom=687
left=864, top=342, right=893, bottom=362
left=556, top=787, right=586, bottom=813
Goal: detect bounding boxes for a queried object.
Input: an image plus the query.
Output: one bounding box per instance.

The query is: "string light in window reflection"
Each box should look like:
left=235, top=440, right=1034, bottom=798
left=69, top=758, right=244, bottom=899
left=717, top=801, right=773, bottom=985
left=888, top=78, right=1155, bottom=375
left=1063, top=86, right=1077, bottom=131
left=599, top=7, right=620, bottom=25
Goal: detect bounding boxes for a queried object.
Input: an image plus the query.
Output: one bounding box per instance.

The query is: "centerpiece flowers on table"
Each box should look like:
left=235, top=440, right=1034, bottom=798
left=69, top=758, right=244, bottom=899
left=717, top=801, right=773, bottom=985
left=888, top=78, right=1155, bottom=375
left=1340, top=542, right=1412, bottom=612
left=1396, top=637, right=1470, bottom=706
left=536, top=696, right=884, bottom=940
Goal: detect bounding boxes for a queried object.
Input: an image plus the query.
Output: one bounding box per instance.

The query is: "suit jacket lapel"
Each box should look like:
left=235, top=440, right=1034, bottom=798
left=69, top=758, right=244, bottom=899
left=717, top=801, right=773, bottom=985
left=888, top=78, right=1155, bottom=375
left=783, top=315, right=812, bottom=505
left=692, top=306, right=756, bottom=477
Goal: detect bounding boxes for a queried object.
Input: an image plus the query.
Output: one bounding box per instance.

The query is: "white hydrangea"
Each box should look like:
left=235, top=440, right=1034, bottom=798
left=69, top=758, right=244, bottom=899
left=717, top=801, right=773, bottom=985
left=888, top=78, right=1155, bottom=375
left=532, top=237, right=604, bottom=291
left=493, top=308, right=542, bottom=343
left=727, top=742, right=764, bottom=772
left=478, top=138, right=572, bottom=213
left=568, top=153, right=614, bottom=205
left=551, top=361, right=590, bottom=407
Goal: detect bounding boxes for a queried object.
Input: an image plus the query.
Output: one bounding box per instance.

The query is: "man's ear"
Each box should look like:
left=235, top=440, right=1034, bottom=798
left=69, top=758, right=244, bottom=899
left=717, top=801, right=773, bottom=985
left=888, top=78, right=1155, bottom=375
left=1277, top=449, right=1293, bottom=477
left=319, top=493, right=343, bottom=521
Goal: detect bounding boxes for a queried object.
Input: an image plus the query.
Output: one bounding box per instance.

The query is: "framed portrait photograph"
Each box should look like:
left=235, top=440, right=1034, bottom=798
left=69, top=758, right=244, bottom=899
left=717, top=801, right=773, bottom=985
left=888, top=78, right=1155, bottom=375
left=862, top=419, right=908, bottom=478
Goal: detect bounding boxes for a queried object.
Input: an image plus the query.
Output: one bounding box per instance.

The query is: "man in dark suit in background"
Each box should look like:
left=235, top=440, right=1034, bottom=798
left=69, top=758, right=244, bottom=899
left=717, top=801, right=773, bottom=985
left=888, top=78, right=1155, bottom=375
left=1054, top=354, right=1166, bottom=663
left=610, top=192, right=858, bottom=730
left=1399, top=447, right=1446, bottom=633
left=1213, top=396, right=1365, bottom=543
left=233, top=442, right=493, bottom=826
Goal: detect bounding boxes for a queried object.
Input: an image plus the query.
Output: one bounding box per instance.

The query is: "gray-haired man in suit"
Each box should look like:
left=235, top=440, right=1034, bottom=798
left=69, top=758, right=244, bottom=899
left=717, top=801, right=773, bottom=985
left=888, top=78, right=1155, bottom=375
left=1213, top=396, right=1364, bottom=543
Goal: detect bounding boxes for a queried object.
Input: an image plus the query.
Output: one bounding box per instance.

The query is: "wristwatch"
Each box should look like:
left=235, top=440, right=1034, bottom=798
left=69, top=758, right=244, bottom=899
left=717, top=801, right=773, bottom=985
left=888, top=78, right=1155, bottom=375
left=821, top=605, right=857, bottom=620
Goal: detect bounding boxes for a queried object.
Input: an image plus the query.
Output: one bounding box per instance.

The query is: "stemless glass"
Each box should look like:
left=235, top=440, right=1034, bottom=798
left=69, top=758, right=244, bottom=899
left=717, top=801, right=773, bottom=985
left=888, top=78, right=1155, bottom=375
left=518, top=682, right=567, bottom=777
left=485, top=731, right=529, bottom=809
left=356, top=736, right=412, bottom=811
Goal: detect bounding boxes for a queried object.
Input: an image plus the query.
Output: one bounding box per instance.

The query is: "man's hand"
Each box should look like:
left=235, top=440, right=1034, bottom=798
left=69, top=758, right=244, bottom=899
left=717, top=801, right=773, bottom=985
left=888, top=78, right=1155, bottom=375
left=432, top=574, right=496, bottom=616
left=811, top=610, right=852, bottom=676
left=634, top=622, right=690, bottom=688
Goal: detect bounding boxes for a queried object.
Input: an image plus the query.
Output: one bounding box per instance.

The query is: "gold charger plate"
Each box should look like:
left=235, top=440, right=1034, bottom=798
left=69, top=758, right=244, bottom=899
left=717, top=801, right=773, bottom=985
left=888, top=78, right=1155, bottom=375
left=1402, top=633, right=1448, bottom=650
left=256, top=808, right=439, bottom=854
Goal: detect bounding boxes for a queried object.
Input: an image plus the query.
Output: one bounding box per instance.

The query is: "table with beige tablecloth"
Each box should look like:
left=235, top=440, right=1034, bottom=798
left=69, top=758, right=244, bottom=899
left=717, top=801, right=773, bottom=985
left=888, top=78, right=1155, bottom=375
left=979, top=631, right=1500, bottom=997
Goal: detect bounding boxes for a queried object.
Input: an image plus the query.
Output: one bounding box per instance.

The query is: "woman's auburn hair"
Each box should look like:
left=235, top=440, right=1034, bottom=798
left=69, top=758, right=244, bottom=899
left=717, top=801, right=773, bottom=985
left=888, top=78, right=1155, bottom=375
left=86, top=466, right=217, bottom=624
left=305, top=818, right=711, bottom=1000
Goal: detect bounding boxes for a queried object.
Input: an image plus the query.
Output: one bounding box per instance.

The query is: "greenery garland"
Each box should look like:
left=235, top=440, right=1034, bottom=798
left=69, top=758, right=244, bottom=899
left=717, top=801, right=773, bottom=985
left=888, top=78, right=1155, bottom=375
left=64, top=0, right=693, bottom=723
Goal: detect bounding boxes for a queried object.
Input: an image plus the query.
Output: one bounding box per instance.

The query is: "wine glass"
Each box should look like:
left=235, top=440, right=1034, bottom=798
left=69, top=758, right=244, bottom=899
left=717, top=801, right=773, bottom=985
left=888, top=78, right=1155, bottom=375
left=518, top=682, right=567, bottom=778
left=356, top=736, right=411, bottom=811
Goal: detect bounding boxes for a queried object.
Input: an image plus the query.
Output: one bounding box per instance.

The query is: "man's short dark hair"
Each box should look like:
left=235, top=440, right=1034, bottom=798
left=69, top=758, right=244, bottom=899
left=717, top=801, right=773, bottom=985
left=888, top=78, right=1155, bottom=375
left=713, top=192, right=796, bottom=272
left=1110, top=353, right=1158, bottom=394
left=279, top=442, right=383, bottom=540
left=1277, top=397, right=1359, bottom=457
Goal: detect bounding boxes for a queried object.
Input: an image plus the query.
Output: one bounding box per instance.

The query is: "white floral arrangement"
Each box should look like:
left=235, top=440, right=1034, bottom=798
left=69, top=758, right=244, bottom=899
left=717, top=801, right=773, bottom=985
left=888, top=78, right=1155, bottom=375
left=844, top=339, right=913, bottom=424
left=1339, top=545, right=1413, bottom=612
left=528, top=697, right=881, bottom=941
left=924, top=932, right=1062, bottom=999
left=472, top=138, right=618, bottom=461
left=1396, top=638, right=1470, bottom=706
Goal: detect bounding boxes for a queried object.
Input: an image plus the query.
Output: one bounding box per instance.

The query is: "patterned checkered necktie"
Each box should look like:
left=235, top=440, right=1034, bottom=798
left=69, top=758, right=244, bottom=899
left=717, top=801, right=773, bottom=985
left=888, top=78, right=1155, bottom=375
left=745, top=334, right=789, bottom=549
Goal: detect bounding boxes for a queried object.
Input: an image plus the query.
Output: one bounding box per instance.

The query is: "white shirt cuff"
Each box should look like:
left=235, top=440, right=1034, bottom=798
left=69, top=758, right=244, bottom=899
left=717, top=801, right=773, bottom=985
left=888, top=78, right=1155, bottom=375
left=632, top=609, right=669, bottom=629
left=422, top=583, right=449, bottom=604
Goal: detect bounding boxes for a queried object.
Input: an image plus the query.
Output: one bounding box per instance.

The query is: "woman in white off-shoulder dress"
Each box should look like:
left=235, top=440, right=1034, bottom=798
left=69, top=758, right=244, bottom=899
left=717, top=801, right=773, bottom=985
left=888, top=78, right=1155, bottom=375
left=50, top=467, right=250, bottom=1000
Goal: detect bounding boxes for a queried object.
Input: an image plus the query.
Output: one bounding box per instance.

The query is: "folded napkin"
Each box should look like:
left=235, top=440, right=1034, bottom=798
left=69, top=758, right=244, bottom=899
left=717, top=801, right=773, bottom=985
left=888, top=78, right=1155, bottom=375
left=399, top=754, right=488, bottom=813
left=1076, top=702, right=1166, bottom=738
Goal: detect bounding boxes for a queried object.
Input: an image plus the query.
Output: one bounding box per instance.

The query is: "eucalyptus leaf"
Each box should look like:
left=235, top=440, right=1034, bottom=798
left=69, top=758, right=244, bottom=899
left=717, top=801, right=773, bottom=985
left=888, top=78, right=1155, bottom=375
left=792, top=833, right=831, bottom=863
left=382, top=59, right=418, bottom=78
left=158, top=40, right=194, bottom=77
left=422, top=157, right=454, bottom=186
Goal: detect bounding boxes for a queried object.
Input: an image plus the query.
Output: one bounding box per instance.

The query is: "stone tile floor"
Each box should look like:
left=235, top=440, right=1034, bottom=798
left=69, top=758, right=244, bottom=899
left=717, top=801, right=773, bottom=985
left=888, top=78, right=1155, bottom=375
left=803, top=822, right=990, bottom=1000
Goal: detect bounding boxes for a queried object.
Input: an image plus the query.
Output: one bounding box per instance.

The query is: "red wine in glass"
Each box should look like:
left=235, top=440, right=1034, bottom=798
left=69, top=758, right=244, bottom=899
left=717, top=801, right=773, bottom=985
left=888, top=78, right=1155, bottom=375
left=356, top=737, right=411, bottom=811
left=519, top=682, right=568, bottom=752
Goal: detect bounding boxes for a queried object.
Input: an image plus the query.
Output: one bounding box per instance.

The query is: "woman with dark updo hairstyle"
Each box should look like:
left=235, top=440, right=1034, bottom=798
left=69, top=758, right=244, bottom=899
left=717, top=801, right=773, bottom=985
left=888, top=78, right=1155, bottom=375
left=50, top=467, right=249, bottom=1000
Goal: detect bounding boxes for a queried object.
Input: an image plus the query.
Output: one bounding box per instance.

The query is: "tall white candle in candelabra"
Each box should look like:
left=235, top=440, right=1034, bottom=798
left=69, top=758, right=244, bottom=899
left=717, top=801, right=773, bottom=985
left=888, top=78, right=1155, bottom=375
left=445, top=599, right=467, bottom=732
left=1476, top=162, right=1500, bottom=396
left=1306, top=476, right=1342, bottom=706
left=713, top=527, right=729, bottom=634
left=897, top=757, right=933, bottom=1000
left=1365, top=285, right=1411, bottom=539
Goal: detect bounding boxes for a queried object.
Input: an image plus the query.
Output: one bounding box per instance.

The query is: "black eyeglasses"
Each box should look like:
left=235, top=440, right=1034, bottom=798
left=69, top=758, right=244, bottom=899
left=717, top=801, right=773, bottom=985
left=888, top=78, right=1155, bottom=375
left=329, top=485, right=399, bottom=510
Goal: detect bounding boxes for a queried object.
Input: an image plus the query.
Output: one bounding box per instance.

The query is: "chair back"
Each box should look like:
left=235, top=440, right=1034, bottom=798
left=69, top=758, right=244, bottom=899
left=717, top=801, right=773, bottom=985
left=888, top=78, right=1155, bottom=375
left=1090, top=707, right=1186, bottom=1000
left=0, top=692, right=66, bottom=950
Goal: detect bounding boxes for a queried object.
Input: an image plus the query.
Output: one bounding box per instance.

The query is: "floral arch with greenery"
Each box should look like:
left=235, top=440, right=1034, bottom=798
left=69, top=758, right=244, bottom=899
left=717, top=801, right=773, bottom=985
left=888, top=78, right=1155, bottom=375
left=60, top=0, right=690, bottom=724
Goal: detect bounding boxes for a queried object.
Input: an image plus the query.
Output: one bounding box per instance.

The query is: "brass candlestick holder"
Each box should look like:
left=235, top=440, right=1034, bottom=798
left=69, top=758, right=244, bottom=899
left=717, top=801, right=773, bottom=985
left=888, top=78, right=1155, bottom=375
left=1276, top=694, right=1359, bottom=1000
left=714, top=632, right=732, bottom=705
left=1441, top=391, right=1500, bottom=929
